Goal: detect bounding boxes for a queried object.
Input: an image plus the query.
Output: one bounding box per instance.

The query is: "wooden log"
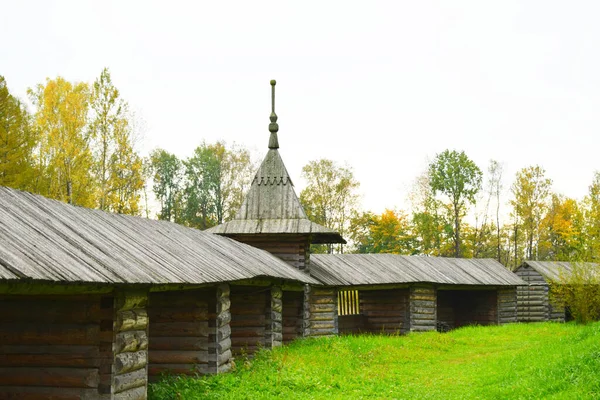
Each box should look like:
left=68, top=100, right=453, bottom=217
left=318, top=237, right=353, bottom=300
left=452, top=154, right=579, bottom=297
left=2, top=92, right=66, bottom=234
left=411, top=307, right=435, bottom=315
left=311, top=296, right=335, bottom=305
left=115, top=331, right=148, bottom=353
left=0, top=386, right=101, bottom=400
left=231, top=327, right=264, bottom=337
left=149, top=363, right=208, bottom=377
left=150, top=336, right=209, bottom=351
left=0, top=344, right=98, bottom=355
left=231, top=316, right=266, bottom=327
left=217, top=325, right=231, bottom=342
left=150, top=322, right=209, bottom=337
left=113, top=368, right=146, bottom=394
left=309, top=303, right=336, bottom=313
left=116, top=310, right=148, bottom=332
left=0, top=323, right=100, bottom=345
left=0, top=301, right=109, bottom=324
left=148, top=307, right=208, bottom=322
left=0, top=353, right=101, bottom=368
left=114, top=351, right=147, bottom=375
left=115, top=292, right=147, bottom=312
left=208, top=337, right=232, bottom=353
left=0, top=367, right=99, bottom=388
left=114, top=385, right=146, bottom=400
left=217, top=310, right=232, bottom=328
left=149, top=350, right=208, bottom=364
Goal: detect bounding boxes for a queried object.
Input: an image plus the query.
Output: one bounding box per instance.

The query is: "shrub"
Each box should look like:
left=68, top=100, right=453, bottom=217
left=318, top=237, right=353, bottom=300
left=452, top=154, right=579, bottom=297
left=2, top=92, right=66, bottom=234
left=551, top=262, right=600, bottom=323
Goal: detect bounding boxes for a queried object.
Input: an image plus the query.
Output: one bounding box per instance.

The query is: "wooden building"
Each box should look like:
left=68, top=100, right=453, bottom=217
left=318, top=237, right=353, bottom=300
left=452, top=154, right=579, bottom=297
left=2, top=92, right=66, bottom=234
left=309, top=254, right=525, bottom=334
left=207, top=80, right=346, bottom=341
left=0, top=186, right=317, bottom=399
left=514, top=260, right=598, bottom=322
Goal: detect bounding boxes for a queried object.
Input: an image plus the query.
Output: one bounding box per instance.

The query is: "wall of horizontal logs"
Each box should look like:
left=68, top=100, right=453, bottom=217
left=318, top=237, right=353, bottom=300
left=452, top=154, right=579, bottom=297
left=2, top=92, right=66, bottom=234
left=0, top=290, right=150, bottom=399
left=409, top=285, right=437, bottom=332
left=337, top=289, right=409, bottom=335
left=304, top=286, right=338, bottom=337
left=282, top=291, right=304, bottom=344
left=229, top=286, right=268, bottom=355
left=148, top=288, right=214, bottom=379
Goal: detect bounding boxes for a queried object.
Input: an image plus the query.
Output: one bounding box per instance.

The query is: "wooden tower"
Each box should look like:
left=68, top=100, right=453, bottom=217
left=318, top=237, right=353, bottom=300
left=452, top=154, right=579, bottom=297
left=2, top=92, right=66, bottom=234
left=207, top=80, right=345, bottom=271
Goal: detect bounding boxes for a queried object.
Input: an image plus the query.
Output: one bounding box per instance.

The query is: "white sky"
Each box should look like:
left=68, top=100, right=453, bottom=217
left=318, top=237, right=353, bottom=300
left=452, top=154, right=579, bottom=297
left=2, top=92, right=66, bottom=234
left=3, top=1, right=600, bottom=216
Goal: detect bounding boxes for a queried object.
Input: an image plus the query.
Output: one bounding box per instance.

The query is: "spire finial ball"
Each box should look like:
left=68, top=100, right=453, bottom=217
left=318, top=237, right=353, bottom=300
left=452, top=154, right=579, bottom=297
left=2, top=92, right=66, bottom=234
left=270, top=80, right=276, bottom=86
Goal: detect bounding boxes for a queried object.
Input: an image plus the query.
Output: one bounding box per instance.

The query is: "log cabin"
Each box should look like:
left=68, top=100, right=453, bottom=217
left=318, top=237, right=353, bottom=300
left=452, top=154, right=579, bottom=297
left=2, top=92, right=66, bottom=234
left=515, top=260, right=598, bottom=322
left=0, top=186, right=318, bottom=399
left=310, top=254, right=524, bottom=334
left=207, top=80, right=526, bottom=338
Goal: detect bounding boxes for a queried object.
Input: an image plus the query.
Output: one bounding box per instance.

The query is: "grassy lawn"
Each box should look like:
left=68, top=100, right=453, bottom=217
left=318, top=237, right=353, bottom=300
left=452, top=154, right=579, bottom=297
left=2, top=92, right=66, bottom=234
left=149, top=322, right=600, bottom=399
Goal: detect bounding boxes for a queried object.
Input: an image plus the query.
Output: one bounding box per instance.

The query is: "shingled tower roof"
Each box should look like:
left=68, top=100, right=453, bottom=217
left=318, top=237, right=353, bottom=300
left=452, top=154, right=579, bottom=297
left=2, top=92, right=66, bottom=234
left=207, top=80, right=345, bottom=244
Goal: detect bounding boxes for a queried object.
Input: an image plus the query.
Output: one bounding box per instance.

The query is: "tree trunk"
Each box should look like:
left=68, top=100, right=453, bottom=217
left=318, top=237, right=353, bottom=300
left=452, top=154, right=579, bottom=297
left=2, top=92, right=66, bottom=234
left=454, top=202, right=460, bottom=258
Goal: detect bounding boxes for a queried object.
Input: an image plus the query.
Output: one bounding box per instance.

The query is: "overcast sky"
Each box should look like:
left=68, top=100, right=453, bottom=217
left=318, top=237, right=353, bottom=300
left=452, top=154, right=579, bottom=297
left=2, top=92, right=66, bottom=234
left=3, top=1, right=600, bottom=215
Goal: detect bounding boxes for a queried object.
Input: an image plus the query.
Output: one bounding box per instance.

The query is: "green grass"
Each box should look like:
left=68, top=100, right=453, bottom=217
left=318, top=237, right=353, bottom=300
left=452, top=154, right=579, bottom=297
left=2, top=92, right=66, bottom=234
left=149, top=322, right=600, bottom=399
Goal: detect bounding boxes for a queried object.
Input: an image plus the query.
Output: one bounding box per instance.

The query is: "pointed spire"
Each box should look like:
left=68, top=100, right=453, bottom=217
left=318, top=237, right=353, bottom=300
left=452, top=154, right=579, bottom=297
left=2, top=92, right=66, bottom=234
left=268, top=79, right=279, bottom=149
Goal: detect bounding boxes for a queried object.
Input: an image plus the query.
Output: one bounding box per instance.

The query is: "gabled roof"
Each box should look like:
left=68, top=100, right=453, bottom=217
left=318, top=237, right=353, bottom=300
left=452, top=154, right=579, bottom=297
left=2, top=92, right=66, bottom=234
left=207, top=81, right=345, bottom=244
left=519, top=260, right=599, bottom=282
left=310, top=254, right=525, bottom=286
left=0, top=186, right=319, bottom=285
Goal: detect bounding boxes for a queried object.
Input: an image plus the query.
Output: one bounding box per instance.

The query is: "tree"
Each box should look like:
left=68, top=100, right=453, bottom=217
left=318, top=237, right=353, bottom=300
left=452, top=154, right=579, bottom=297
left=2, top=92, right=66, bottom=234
left=351, top=209, right=416, bottom=254
left=28, top=77, right=95, bottom=207
left=428, top=150, right=483, bottom=258
left=583, top=172, right=600, bottom=261
left=551, top=262, right=600, bottom=324
left=0, top=76, right=37, bottom=190
left=538, top=195, right=585, bottom=261
left=180, top=141, right=254, bottom=230
left=89, top=68, right=144, bottom=214
left=300, top=159, right=360, bottom=253
left=510, top=165, right=552, bottom=260
left=150, top=149, right=182, bottom=222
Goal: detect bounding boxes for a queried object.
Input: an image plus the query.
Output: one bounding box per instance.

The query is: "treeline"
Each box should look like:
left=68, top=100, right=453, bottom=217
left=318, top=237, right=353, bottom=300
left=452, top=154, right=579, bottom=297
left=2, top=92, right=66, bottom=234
left=3, top=72, right=600, bottom=268
left=298, top=152, right=600, bottom=268
left=0, top=72, right=255, bottom=229
left=1, top=70, right=144, bottom=213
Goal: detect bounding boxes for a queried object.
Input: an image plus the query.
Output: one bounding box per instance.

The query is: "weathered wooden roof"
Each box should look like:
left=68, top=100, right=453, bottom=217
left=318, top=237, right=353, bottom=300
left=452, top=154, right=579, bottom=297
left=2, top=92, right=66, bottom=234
left=0, top=186, right=319, bottom=285
left=207, top=83, right=345, bottom=244
left=310, top=254, right=526, bottom=286
left=520, top=260, right=599, bottom=282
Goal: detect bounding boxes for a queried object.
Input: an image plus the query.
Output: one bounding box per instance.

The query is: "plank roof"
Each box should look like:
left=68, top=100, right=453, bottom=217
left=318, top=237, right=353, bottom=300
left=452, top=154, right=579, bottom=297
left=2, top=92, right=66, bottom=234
left=207, top=81, right=345, bottom=244
left=0, top=186, right=319, bottom=285
left=520, top=260, right=599, bottom=282
left=310, top=254, right=525, bottom=286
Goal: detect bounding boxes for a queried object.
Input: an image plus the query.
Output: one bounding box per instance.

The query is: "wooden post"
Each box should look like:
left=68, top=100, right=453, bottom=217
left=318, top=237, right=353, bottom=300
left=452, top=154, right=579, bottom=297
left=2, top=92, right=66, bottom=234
left=497, top=287, right=518, bottom=324
left=265, top=286, right=283, bottom=349
left=112, top=289, right=149, bottom=399
left=209, top=284, right=232, bottom=374
left=409, top=285, right=436, bottom=332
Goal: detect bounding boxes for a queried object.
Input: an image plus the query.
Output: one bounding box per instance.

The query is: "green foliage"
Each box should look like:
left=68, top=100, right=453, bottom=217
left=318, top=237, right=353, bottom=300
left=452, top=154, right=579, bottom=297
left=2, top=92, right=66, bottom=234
left=428, top=150, right=483, bottom=258
left=300, top=159, right=360, bottom=253
left=510, top=165, right=552, bottom=260
left=551, top=262, right=600, bottom=324
left=149, top=322, right=600, bottom=399
left=90, top=68, right=144, bottom=215
left=150, top=149, right=183, bottom=222
left=0, top=76, right=37, bottom=191
left=28, top=76, right=95, bottom=207
left=351, top=209, right=417, bottom=254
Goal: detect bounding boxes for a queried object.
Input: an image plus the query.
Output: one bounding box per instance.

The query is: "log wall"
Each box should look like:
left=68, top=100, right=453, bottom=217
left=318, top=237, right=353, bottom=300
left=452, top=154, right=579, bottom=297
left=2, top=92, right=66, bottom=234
left=303, top=286, right=337, bottom=337
left=437, top=290, right=497, bottom=329
left=229, top=286, right=268, bottom=355
left=515, top=265, right=553, bottom=322
left=498, top=287, right=518, bottom=324
left=0, top=294, right=113, bottom=399
left=409, top=285, right=436, bottom=332
left=112, top=290, right=149, bottom=399
left=148, top=288, right=213, bottom=379
left=282, top=291, right=303, bottom=344
left=360, top=289, right=409, bottom=334
left=231, top=235, right=310, bottom=270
